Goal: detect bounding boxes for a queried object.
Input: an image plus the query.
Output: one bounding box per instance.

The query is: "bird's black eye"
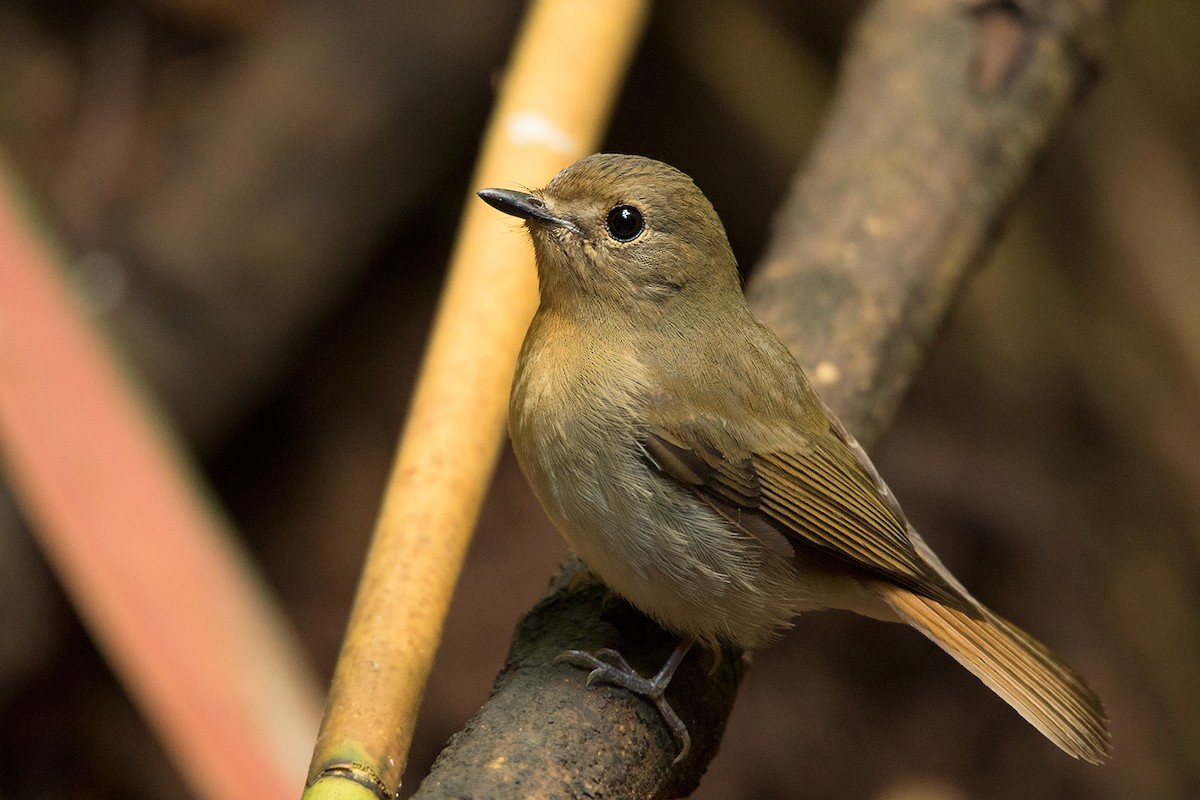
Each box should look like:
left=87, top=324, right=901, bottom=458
left=605, top=204, right=644, bottom=242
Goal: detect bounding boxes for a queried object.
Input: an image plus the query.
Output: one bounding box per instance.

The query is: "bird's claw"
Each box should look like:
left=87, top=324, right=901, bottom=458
left=556, top=646, right=692, bottom=764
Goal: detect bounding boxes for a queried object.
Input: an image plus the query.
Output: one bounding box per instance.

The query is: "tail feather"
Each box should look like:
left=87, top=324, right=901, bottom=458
left=878, top=586, right=1111, bottom=764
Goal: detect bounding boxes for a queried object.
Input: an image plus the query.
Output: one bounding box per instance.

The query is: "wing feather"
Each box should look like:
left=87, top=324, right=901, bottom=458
left=643, top=423, right=968, bottom=610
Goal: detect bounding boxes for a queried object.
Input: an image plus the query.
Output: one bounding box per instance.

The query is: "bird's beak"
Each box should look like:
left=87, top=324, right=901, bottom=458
left=477, top=188, right=577, bottom=232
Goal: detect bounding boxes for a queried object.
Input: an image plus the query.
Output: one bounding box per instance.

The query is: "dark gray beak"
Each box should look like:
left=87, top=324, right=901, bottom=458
left=477, top=188, right=575, bottom=230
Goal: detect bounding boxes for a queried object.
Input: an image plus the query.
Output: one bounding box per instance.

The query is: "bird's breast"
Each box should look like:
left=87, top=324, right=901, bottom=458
left=508, top=313, right=804, bottom=647
left=509, top=314, right=651, bottom=526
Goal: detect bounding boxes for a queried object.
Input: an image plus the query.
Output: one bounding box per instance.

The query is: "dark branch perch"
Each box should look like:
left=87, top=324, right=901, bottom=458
left=749, top=0, right=1107, bottom=442
left=414, top=559, right=745, bottom=800
left=413, top=1, right=1109, bottom=798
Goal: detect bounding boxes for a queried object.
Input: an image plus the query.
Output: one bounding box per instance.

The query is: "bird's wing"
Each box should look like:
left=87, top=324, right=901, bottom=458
left=642, top=418, right=971, bottom=611
left=643, top=399, right=1111, bottom=763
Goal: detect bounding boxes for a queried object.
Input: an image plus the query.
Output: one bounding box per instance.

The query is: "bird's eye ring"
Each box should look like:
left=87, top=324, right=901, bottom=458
left=605, top=205, right=645, bottom=242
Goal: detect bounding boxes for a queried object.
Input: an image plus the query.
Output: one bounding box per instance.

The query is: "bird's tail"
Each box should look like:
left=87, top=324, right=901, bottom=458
left=877, top=585, right=1111, bottom=763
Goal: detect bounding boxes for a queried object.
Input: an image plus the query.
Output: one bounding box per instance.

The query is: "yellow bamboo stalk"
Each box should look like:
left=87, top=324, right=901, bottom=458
left=303, top=1, right=649, bottom=797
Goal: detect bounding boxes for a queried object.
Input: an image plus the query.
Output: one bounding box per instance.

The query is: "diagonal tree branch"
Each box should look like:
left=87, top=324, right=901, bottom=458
left=749, top=0, right=1108, bottom=441
left=412, top=1, right=1110, bottom=798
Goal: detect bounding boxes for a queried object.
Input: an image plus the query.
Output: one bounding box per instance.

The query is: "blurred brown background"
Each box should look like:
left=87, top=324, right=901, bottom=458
left=0, top=1, right=1197, bottom=798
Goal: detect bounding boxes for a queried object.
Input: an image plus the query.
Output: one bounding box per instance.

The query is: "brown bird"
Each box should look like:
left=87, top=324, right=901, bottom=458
left=478, top=153, right=1110, bottom=765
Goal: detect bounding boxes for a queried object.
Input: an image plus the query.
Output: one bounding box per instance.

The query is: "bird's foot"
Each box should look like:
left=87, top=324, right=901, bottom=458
left=556, top=638, right=695, bottom=764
